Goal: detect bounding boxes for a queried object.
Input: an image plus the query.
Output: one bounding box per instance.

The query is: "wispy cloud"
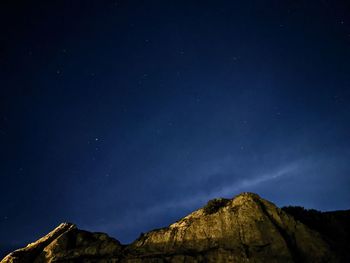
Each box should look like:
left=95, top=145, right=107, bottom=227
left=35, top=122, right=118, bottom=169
left=87, top=160, right=303, bottom=237
left=144, top=161, right=301, bottom=213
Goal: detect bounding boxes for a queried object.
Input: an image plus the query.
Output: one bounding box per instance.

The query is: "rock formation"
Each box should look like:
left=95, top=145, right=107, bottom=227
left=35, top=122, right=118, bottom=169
left=1, top=192, right=349, bottom=262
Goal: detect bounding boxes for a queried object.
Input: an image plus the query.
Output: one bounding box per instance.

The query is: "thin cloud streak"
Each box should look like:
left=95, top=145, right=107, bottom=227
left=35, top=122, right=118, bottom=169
left=146, top=161, right=301, bottom=213
left=90, top=161, right=302, bottom=236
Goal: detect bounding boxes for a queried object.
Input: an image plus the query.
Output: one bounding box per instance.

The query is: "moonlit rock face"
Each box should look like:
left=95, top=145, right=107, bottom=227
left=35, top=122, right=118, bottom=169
left=1, top=193, right=346, bottom=263
left=130, top=193, right=334, bottom=262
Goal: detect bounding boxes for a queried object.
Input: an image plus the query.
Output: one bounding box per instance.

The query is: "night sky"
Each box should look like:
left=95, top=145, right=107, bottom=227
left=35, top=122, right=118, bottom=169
left=1, top=0, right=350, bottom=252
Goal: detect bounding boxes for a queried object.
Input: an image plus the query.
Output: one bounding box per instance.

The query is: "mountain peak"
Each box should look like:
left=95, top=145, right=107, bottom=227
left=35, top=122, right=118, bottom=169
left=2, top=193, right=349, bottom=262
left=129, top=192, right=336, bottom=262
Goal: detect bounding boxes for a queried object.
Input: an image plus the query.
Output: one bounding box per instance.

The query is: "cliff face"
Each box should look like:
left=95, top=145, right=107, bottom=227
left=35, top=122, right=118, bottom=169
left=0, top=223, right=123, bottom=263
left=1, top=193, right=348, bottom=263
left=128, top=193, right=334, bottom=263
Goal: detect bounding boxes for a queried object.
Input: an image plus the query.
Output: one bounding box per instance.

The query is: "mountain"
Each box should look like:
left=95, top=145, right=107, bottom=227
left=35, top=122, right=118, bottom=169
left=1, top=192, right=349, bottom=262
left=0, top=247, right=18, bottom=262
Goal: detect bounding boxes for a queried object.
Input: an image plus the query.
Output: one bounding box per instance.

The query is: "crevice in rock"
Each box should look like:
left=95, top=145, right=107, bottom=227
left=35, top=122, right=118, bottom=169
left=234, top=208, right=250, bottom=259
left=257, top=200, right=302, bottom=263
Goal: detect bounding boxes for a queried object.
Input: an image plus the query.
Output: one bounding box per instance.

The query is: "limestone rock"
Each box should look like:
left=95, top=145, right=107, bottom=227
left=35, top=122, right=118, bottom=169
left=129, top=193, right=335, bottom=262
left=1, top=223, right=122, bottom=263
left=1, top=193, right=348, bottom=262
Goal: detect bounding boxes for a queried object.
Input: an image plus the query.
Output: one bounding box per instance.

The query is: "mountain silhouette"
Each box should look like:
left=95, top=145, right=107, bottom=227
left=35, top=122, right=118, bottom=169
left=2, top=193, right=349, bottom=262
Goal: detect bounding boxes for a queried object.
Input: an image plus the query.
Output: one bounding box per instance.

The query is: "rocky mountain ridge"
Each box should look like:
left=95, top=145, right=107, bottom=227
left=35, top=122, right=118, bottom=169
left=2, top=192, right=349, bottom=262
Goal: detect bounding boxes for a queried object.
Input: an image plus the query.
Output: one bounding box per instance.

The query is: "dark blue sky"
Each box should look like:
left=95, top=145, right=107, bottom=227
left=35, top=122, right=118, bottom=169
left=1, top=0, right=350, bottom=251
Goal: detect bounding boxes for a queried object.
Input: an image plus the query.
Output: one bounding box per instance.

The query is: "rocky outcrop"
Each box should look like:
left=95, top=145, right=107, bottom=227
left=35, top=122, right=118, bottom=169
left=127, top=193, right=335, bottom=262
left=1, top=223, right=123, bottom=263
left=1, top=193, right=348, bottom=262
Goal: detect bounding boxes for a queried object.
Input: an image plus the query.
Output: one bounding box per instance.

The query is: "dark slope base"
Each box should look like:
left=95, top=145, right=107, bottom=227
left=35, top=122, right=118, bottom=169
left=281, top=206, right=350, bottom=262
